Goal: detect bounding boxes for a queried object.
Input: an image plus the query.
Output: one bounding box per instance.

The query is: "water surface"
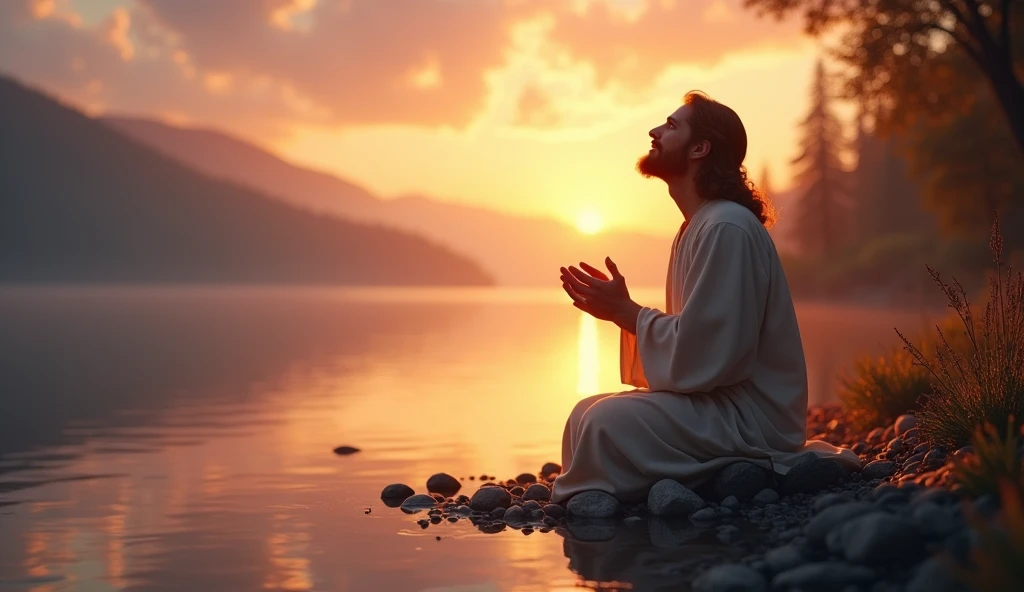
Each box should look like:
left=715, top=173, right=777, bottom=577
left=0, top=287, right=936, bottom=591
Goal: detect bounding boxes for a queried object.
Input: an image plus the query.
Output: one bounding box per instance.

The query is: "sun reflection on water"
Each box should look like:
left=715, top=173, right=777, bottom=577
left=576, top=313, right=600, bottom=396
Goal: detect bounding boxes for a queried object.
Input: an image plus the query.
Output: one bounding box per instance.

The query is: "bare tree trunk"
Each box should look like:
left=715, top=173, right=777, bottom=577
left=985, top=54, right=1024, bottom=157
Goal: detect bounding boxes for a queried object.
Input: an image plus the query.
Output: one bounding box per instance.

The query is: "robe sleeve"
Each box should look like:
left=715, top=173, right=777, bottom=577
left=622, top=222, right=768, bottom=393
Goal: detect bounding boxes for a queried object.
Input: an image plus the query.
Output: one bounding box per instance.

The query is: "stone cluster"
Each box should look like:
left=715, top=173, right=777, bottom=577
left=380, top=408, right=1011, bottom=591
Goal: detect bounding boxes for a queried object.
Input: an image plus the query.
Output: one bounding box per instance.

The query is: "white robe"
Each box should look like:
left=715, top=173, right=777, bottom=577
left=550, top=199, right=861, bottom=503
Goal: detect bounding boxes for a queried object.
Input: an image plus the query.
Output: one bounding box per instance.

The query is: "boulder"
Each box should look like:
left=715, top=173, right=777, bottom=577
left=522, top=483, right=551, bottom=502
left=399, top=494, right=438, bottom=513
left=380, top=483, right=415, bottom=503
left=712, top=462, right=770, bottom=501
left=780, top=455, right=846, bottom=495
left=894, top=414, right=917, bottom=436
left=805, top=502, right=872, bottom=547
left=426, top=473, right=461, bottom=496
left=541, top=462, right=562, bottom=475
left=648, top=479, right=706, bottom=517
left=751, top=488, right=780, bottom=506
left=566, top=491, right=620, bottom=518
left=861, top=460, right=896, bottom=480
left=828, top=512, right=925, bottom=565
left=469, top=487, right=512, bottom=512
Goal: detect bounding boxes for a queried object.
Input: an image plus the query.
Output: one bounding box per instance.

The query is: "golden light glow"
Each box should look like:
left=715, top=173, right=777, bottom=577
left=575, top=209, right=605, bottom=235
left=576, top=312, right=599, bottom=395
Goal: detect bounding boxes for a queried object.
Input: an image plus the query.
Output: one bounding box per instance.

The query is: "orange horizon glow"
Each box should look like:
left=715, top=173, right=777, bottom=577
left=0, top=0, right=839, bottom=236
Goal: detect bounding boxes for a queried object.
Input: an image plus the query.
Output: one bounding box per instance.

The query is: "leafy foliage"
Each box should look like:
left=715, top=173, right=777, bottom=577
left=898, top=219, right=1024, bottom=448
left=949, top=419, right=1024, bottom=591
left=837, top=347, right=931, bottom=432
left=951, top=417, right=1023, bottom=498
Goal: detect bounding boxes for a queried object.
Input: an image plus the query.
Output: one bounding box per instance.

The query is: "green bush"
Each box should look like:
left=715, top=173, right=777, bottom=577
left=837, top=347, right=931, bottom=432
left=950, top=420, right=1024, bottom=591
left=951, top=417, right=1022, bottom=499
left=898, top=219, right=1024, bottom=448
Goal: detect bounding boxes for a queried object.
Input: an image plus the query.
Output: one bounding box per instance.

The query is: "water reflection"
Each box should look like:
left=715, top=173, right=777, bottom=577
left=577, top=314, right=600, bottom=396
left=0, top=287, right=938, bottom=591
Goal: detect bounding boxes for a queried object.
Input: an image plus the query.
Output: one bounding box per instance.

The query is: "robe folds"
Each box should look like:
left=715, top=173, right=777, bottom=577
left=550, top=199, right=861, bottom=503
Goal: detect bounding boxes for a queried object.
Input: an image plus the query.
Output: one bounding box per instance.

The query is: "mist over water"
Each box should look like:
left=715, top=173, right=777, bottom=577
left=0, top=287, right=936, bottom=591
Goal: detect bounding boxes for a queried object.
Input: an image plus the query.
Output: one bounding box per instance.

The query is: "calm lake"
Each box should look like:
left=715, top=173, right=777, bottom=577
left=0, top=287, right=938, bottom=592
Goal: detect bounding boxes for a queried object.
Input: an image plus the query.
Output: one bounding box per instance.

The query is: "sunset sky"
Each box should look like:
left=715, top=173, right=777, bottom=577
left=0, top=0, right=835, bottom=234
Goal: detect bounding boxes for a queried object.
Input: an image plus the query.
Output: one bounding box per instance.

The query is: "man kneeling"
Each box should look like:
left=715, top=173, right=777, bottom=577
left=553, top=91, right=860, bottom=504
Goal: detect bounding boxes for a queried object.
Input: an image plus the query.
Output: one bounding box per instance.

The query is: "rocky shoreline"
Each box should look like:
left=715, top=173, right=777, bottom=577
left=379, top=406, right=1005, bottom=591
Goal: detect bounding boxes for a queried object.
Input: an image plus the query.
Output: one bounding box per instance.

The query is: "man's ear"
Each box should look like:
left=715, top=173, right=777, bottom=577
left=690, top=139, right=711, bottom=159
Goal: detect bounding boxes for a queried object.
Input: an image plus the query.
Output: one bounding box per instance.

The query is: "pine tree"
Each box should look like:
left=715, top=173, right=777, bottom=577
left=790, top=60, right=851, bottom=258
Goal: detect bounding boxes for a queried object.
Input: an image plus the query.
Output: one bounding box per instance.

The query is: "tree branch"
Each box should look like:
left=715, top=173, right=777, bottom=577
left=923, top=22, right=986, bottom=63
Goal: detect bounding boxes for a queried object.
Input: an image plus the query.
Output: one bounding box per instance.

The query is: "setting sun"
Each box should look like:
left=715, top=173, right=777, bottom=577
left=576, top=210, right=605, bottom=235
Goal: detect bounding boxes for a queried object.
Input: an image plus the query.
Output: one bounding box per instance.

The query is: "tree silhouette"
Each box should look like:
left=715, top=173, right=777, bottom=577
left=744, top=0, right=1024, bottom=158
left=790, top=61, right=851, bottom=258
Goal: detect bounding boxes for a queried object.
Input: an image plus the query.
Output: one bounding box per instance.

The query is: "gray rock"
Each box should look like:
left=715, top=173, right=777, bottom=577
left=566, top=490, right=620, bottom=518
left=380, top=483, right=415, bottom=502
left=716, top=506, right=735, bottom=517
left=712, top=462, right=771, bottom=501
left=522, top=483, right=551, bottom=501
left=812, top=492, right=853, bottom=513
left=469, top=487, right=512, bottom=512
left=751, top=488, right=780, bottom=506
left=690, top=507, right=718, bottom=522
left=692, top=563, right=767, bottom=592
left=805, top=502, right=872, bottom=547
left=781, top=456, right=846, bottom=495
left=911, top=487, right=955, bottom=507
left=912, top=503, right=961, bottom=539
left=515, top=473, right=538, bottom=485
left=861, top=461, right=896, bottom=480
left=648, top=479, right=706, bottom=517
left=426, top=473, right=461, bottom=496
left=542, top=504, right=565, bottom=518
left=721, top=495, right=740, bottom=510
left=906, top=557, right=965, bottom=592
left=521, top=500, right=542, bottom=512
left=772, top=561, right=875, bottom=590
left=541, top=462, right=561, bottom=476
left=490, top=506, right=506, bottom=518
left=763, top=544, right=804, bottom=574
left=399, top=494, right=438, bottom=513
left=894, top=414, right=917, bottom=436
left=503, top=505, right=527, bottom=524
left=829, top=512, right=925, bottom=565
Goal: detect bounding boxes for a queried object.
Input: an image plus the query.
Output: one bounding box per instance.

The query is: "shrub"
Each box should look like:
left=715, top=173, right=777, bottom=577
left=837, top=347, right=931, bottom=432
left=950, top=417, right=1022, bottom=499
left=898, top=219, right=1024, bottom=448
left=950, top=419, right=1024, bottom=591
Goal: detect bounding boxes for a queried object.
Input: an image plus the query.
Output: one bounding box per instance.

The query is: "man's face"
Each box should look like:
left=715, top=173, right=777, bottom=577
left=637, top=104, right=694, bottom=180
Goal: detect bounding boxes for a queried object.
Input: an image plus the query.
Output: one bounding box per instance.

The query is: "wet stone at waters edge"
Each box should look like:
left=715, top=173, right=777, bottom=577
left=541, top=462, right=561, bottom=476
left=515, top=473, right=538, bottom=485
left=647, top=479, right=705, bottom=517
left=566, top=490, right=619, bottom=518
left=469, top=487, right=512, bottom=512
left=399, top=494, right=437, bottom=513
left=522, top=483, right=551, bottom=501
left=426, top=473, right=461, bottom=496
left=711, top=461, right=770, bottom=501
left=692, top=563, right=767, bottom=592
left=332, top=445, right=360, bottom=455
left=380, top=483, right=415, bottom=505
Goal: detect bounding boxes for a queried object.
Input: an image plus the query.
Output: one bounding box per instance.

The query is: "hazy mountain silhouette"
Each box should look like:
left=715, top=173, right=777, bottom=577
left=103, top=116, right=680, bottom=286
left=0, top=75, right=491, bottom=286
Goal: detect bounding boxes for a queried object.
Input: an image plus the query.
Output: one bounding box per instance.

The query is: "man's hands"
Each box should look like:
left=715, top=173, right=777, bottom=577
left=560, top=257, right=643, bottom=333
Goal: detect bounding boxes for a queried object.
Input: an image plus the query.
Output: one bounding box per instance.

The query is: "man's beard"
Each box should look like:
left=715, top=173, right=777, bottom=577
left=636, top=144, right=689, bottom=180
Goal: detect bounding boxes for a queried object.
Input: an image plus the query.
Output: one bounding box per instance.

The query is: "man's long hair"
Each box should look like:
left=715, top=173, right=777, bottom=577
left=685, top=91, right=776, bottom=228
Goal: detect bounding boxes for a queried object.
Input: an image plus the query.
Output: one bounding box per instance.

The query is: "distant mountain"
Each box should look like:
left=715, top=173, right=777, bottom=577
left=103, top=116, right=675, bottom=287
left=0, top=76, right=491, bottom=286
